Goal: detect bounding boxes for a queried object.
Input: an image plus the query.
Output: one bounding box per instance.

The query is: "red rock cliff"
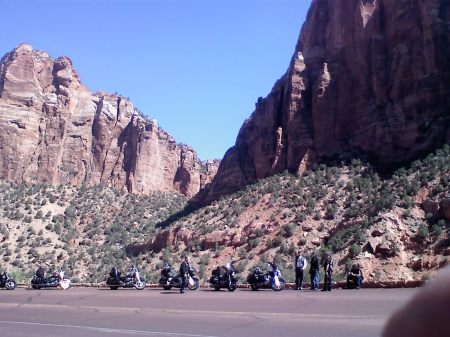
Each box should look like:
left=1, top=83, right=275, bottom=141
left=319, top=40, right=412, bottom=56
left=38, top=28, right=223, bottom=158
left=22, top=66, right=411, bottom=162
left=203, top=0, right=450, bottom=203
left=0, top=44, right=216, bottom=197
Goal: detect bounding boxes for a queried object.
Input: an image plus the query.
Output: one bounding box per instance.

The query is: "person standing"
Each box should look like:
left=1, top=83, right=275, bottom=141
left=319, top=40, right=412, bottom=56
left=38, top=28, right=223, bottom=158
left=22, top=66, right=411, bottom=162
left=179, top=256, right=190, bottom=294
left=322, top=253, right=334, bottom=291
left=36, top=264, right=45, bottom=281
left=294, top=251, right=307, bottom=290
left=309, top=252, right=320, bottom=290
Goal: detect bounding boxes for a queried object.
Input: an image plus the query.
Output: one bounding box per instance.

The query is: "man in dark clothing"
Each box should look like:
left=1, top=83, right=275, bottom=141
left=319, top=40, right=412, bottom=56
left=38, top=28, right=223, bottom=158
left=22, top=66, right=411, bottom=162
left=294, top=251, right=307, bottom=290
left=110, top=267, right=121, bottom=284
left=35, top=265, right=45, bottom=284
left=309, top=252, right=320, bottom=290
left=36, top=266, right=45, bottom=277
left=347, top=263, right=363, bottom=289
left=179, top=256, right=190, bottom=294
left=322, top=253, right=334, bottom=291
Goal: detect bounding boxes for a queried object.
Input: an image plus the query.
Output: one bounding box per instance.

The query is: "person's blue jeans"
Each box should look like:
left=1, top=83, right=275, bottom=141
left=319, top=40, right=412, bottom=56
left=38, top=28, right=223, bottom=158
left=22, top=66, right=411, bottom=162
left=347, top=275, right=363, bottom=289
left=310, top=270, right=320, bottom=289
left=355, top=275, right=362, bottom=288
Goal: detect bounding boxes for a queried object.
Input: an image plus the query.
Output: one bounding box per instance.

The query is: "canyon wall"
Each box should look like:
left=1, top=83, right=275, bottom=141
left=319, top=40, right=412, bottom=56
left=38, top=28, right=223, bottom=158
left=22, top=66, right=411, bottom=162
left=203, top=0, right=450, bottom=203
left=0, top=44, right=217, bottom=197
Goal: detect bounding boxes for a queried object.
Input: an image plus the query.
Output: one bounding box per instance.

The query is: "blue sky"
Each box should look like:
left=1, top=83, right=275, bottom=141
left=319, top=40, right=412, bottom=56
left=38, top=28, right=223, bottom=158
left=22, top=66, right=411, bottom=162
left=1, top=0, right=311, bottom=160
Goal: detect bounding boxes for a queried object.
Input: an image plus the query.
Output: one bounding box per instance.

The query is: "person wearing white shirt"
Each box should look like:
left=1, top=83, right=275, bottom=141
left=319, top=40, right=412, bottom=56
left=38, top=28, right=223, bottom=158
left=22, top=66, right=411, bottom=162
left=294, top=250, right=307, bottom=290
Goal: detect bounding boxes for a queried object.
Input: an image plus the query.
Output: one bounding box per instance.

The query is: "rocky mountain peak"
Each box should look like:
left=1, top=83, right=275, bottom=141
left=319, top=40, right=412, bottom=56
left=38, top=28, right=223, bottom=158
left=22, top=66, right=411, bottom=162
left=0, top=44, right=216, bottom=197
left=202, top=0, right=450, bottom=204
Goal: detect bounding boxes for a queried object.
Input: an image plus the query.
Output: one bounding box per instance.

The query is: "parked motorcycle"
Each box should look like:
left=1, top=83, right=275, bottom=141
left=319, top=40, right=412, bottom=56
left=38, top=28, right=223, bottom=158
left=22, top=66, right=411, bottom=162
left=159, top=262, right=199, bottom=290
left=247, top=262, right=285, bottom=291
left=209, top=263, right=237, bottom=291
left=31, top=269, right=71, bottom=289
left=106, top=265, right=146, bottom=290
left=0, top=271, right=17, bottom=290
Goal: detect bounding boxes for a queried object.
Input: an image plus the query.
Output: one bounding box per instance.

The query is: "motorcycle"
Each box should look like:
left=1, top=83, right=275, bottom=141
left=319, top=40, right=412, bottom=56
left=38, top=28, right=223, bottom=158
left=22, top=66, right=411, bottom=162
left=106, top=266, right=146, bottom=290
left=209, top=263, right=237, bottom=291
left=31, top=269, right=71, bottom=290
left=158, top=262, right=199, bottom=291
left=247, top=262, right=286, bottom=291
left=0, top=271, right=17, bottom=290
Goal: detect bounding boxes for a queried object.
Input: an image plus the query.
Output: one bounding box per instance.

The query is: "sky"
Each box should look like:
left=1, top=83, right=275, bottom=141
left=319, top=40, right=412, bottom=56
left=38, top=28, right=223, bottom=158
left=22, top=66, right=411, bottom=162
left=1, top=0, right=311, bottom=161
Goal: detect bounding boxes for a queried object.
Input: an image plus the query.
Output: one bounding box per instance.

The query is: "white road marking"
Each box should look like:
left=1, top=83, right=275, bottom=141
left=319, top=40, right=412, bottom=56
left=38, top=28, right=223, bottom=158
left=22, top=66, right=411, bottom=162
left=0, top=320, right=220, bottom=337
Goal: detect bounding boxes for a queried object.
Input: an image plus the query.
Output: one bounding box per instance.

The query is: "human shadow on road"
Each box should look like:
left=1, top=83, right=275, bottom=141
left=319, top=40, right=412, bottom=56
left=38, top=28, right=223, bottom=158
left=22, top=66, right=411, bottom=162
left=159, top=291, right=185, bottom=295
left=96, top=288, right=145, bottom=291
left=200, top=289, right=239, bottom=292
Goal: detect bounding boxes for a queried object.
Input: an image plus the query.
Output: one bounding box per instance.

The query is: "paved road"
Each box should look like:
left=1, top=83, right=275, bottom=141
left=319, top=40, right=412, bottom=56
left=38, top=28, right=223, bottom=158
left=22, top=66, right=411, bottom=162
left=0, top=287, right=416, bottom=337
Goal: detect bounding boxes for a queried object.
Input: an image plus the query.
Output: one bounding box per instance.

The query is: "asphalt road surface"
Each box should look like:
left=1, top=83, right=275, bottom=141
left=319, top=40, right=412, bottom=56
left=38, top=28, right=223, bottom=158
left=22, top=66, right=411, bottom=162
left=0, top=287, right=416, bottom=337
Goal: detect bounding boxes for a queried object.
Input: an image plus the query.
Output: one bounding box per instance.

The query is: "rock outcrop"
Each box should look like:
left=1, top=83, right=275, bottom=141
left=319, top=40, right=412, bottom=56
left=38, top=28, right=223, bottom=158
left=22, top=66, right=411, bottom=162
left=441, top=198, right=450, bottom=220
left=0, top=44, right=216, bottom=197
left=203, top=0, right=450, bottom=203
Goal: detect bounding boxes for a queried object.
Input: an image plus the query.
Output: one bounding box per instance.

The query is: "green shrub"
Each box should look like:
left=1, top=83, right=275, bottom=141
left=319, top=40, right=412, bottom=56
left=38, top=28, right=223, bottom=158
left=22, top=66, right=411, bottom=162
left=325, top=204, right=338, bottom=220
left=349, top=244, right=361, bottom=258
left=431, top=224, right=443, bottom=236
left=298, top=238, right=307, bottom=246
left=248, top=238, right=260, bottom=249
left=281, top=223, right=295, bottom=238
left=416, top=224, right=429, bottom=241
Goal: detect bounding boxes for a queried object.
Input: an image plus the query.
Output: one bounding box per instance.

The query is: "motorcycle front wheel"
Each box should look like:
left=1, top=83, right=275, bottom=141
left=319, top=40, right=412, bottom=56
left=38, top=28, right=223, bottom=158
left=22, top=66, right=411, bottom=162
left=5, top=279, right=16, bottom=290
left=134, top=280, right=146, bottom=290
left=187, top=278, right=199, bottom=290
left=250, top=283, right=259, bottom=291
left=227, top=283, right=237, bottom=292
left=31, top=284, right=41, bottom=290
left=271, top=278, right=286, bottom=291
left=60, top=280, right=71, bottom=290
left=162, top=285, right=172, bottom=290
left=109, top=286, right=119, bottom=290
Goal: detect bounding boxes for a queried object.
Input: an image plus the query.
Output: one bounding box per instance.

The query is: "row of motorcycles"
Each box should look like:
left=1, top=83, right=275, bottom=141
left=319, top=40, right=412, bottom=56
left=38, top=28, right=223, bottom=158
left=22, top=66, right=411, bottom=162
left=159, top=261, right=285, bottom=292
left=2, top=262, right=286, bottom=291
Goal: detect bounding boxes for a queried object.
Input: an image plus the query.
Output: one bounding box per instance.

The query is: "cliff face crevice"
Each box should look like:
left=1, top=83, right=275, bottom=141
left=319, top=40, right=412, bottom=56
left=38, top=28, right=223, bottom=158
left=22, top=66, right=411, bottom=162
left=202, top=0, right=450, bottom=203
left=0, top=44, right=213, bottom=197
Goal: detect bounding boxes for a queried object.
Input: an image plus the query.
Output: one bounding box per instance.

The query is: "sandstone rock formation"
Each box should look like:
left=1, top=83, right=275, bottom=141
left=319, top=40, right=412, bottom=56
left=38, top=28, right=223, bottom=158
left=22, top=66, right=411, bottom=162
left=0, top=44, right=216, bottom=197
left=203, top=0, right=450, bottom=203
left=440, top=198, right=450, bottom=220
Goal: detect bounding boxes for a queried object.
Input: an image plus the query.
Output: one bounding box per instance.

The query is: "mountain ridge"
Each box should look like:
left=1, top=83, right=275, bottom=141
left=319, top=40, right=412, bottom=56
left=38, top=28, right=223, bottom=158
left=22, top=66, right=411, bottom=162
left=0, top=44, right=219, bottom=198
left=201, top=0, right=450, bottom=204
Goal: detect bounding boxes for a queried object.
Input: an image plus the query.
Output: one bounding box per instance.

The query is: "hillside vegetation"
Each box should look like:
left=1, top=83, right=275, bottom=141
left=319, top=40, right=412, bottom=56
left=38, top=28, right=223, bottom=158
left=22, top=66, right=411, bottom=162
left=0, top=184, right=187, bottom=283
left=1, top=145, right=449, bottom=284
left=146, top=145, right=450, bottom=283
